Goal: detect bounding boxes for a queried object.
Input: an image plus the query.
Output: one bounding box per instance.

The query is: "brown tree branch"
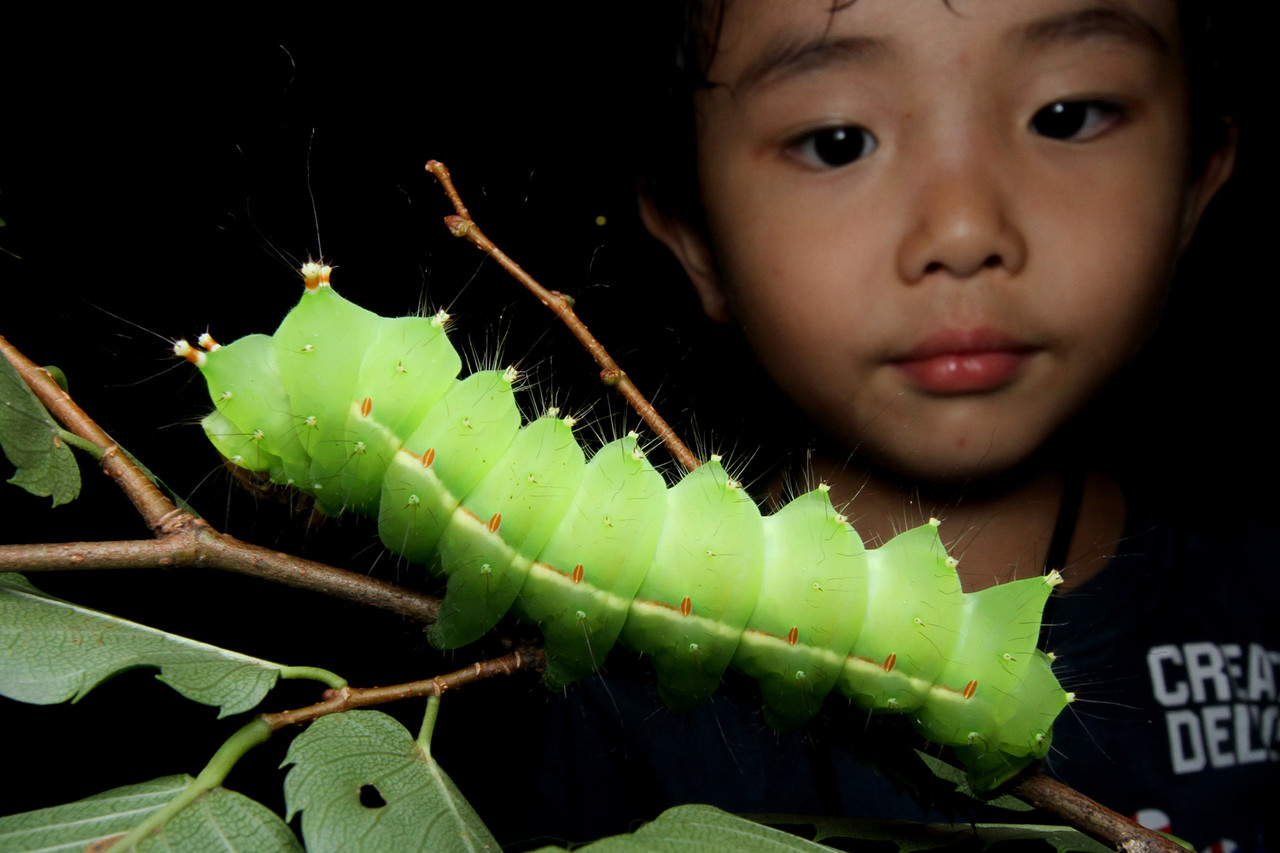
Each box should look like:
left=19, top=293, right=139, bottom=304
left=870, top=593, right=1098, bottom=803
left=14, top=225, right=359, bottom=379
left=424, top=159, right=702, bottom=474
left=1013, top=773, right=1186, bottom=853
left=0, top=517, right=442, bottom=622
left=0, top=538, right=200, bottom=572
left=1, top=334, right=181, bottom=535
left=0, top=334, right=440, bottom=622
left=195, top=524, right=440, bottom=621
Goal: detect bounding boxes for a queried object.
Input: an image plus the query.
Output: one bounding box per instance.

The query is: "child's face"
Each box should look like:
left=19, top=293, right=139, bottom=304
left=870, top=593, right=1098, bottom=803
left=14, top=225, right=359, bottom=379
left=646, top=0, right=1233, bottom=482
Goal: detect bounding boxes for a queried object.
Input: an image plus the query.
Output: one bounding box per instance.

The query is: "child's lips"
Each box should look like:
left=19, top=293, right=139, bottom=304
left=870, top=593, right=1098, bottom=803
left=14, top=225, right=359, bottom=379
left=890, top=329, right=1038, bottom=394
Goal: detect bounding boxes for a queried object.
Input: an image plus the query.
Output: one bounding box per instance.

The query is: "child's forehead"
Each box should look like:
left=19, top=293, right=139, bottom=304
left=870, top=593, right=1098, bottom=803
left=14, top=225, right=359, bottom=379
left=705, top=0, right=1181, bottom=88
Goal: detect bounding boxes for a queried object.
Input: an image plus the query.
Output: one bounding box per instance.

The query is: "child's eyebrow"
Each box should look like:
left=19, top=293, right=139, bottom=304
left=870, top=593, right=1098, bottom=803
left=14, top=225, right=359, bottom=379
left=1012, top=6, right=1170, bottom=55
left=720, top=4, right=1169, bottom=97
left=724, top=34, right=891, bottom=96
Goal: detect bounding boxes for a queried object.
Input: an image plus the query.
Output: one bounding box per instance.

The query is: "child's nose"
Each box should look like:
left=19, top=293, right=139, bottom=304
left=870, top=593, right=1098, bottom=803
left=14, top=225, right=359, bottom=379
left=894, top=154, right=1028, bottom=284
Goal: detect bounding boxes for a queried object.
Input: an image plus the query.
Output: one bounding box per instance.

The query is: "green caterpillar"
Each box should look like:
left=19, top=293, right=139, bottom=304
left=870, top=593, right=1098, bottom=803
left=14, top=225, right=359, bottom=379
left=176, top=261, right=1073, bottom=791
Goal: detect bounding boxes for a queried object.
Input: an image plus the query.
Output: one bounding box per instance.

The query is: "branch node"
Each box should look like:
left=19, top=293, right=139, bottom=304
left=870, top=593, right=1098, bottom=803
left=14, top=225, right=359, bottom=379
left=444, top=215, right=471, bottom=238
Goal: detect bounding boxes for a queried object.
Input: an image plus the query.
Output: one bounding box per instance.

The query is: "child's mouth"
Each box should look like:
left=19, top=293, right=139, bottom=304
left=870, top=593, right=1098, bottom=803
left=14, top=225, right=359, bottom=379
left=891, top=329, right=1037, bottom=394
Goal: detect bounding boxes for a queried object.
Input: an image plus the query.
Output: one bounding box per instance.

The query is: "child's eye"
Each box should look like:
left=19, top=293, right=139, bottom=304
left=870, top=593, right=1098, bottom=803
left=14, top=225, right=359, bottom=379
left=787, top=126, right=878, bottom=168
left=1029, top=100, right=1124, bottom=141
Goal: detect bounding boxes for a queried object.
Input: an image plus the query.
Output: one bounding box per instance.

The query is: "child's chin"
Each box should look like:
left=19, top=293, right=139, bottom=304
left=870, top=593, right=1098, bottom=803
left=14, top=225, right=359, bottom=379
left=864, top=434, right=1051, bottom=487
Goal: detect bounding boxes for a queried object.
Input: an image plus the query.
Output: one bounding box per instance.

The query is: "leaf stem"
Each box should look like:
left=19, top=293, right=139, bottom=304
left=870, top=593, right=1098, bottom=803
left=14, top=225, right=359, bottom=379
left=104, top=718, right=273, bottom=853
left=56, top=428, right=104, bottom=460
left=417, top=693, right=441, bottom=754
left=278, top=665, right=348, bottom=690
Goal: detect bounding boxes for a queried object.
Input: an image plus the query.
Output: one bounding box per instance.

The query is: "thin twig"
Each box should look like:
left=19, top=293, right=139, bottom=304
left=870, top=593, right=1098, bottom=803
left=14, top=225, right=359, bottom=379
left=260, top=647, right=543, bottom=731
left=1013, top=773, right=1185, bottom=853
left=424, top=159, right=702, bottom=474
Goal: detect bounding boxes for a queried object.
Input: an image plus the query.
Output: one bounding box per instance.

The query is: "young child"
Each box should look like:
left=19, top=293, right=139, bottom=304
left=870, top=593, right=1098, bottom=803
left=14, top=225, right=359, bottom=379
left=517, top=2, right=1273, bottom=850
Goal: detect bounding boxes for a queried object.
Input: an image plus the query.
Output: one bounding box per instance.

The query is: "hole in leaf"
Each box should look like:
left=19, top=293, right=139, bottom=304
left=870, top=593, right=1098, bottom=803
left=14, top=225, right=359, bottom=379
left=358, top=784, right=387, bottom=808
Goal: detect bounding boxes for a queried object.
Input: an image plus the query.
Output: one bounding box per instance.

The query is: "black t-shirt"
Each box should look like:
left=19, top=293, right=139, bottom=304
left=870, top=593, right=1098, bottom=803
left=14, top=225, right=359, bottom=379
left=1042, top=506, right=1280, bottom=851
left=479, top=502, right=1279, bottom=851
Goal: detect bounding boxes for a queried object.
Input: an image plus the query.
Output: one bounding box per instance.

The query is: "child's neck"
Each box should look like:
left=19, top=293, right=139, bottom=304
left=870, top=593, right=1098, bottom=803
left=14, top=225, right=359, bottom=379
left=802, top=452, right=1125, bottom=593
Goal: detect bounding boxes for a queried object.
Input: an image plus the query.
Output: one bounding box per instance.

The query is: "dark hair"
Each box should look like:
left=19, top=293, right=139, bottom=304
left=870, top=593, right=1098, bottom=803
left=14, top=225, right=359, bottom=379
left=635, top=1, right=715, bottom=226
left=1179, top=1, right=1237, bottom=174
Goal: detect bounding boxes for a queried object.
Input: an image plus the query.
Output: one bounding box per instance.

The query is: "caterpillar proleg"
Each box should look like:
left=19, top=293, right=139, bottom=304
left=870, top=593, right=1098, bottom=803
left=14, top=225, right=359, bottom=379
left=176, top=261, right=1073, bottom=791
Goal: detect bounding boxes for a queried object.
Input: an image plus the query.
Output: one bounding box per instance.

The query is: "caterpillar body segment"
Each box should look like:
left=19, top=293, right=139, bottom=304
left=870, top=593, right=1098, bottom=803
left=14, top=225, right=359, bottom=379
left=509, top=433, right=667, bottom=690
left=177, top=266, right=1071, bottom=792
left=731, top=488, right=870, bottom=730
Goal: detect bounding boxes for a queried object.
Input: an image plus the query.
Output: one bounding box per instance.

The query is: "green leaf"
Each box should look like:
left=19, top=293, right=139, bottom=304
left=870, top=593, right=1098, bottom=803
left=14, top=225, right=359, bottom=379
left=0, top=775, right=187, bottom=853
left=0, top=775, right=302, bottom=853
left=0, top=574, right=283, bottom=716
left=911, top=751, right=1033, bottom=811
left=526, top=805, right=844, bottom=853
left=0, top=353, right=79, bottom=505
left=282, top=710, right=500, bottom=853
left=523, top=809, right=1112, bottom=853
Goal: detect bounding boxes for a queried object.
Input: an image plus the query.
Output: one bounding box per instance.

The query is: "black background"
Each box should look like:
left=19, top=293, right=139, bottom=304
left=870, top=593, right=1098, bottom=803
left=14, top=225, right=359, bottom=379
left=1, top=9, right=1273, bottom=849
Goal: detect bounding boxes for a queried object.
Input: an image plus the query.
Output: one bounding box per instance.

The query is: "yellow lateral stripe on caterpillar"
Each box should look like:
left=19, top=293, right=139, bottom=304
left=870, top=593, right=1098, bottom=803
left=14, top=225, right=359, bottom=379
left=176, top=265, right=1073, bottom=792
